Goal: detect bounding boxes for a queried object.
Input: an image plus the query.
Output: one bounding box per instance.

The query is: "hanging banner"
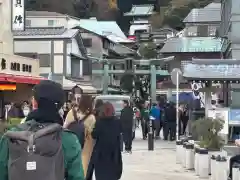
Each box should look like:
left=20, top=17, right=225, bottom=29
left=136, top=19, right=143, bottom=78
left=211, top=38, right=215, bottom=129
left=11, top=0, right=25, bottom=31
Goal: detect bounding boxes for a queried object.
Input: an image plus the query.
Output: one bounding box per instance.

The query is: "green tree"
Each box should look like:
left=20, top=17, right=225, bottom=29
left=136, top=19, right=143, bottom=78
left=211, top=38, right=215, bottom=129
left=138, top=42, right=158, bottom=59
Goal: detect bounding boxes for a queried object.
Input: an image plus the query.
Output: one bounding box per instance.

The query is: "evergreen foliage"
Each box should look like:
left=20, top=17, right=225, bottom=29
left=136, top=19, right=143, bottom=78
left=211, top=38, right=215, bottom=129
left=192, top=117, right=224, bottom=150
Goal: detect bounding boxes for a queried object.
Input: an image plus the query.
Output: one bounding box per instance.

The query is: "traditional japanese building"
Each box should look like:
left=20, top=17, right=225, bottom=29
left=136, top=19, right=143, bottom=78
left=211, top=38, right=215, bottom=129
left=217, top=0, right=240, bottom=108
left=158, top=2, right=223, bottom=98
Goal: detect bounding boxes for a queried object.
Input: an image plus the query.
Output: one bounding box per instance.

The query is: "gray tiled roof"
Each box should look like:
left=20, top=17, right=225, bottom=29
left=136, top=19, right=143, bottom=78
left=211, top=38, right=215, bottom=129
left=183, top=62, right=240, bottom=79
left=26, top=11, right=65, bottom=17
left=183, top=8, right=221, bottom=23
left=124, top=4, right=154, bottom=16
left=13, top=27, right=79, bottom=39
left=204, top=2, right=221, bottom=9
left=109, top=43, right=136, bottom=55
left=13, top=27, right=66, bottom=36
left=160, top=37, right=222, bottom=53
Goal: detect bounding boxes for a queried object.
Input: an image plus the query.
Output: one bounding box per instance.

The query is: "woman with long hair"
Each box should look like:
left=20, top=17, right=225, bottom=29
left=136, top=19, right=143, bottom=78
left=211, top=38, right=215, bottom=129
left=93, top=99, right=104, bottom=119
left=64, top=94, right=96, bottom=177
left=86, top=102, right=122, bottom=180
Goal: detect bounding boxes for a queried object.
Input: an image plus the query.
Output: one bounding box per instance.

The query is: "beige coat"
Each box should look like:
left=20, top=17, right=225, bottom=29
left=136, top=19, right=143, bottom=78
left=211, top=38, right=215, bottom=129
left=63, top=109, right=96, bottom=177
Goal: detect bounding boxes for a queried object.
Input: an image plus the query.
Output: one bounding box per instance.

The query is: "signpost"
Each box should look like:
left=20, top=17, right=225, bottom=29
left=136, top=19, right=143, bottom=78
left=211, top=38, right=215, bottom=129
left=171, top=68, right=183, bottom=140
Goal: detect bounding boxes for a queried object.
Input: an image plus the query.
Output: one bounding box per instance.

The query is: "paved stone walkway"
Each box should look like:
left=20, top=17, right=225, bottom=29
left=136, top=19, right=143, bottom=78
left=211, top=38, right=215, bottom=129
left=121, top=129, right=201, bottom=180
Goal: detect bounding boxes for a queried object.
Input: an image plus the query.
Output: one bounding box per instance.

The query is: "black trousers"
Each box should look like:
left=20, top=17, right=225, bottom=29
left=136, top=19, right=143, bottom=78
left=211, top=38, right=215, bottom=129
left=163, top=122, right=176, bottom=141
left=123, top=130, right=132, bottom=151
left=182, top=120, right=188, bottom=135
left=141, top=119, right=148, bottom=138
left=229, top=155, right=240, bottom=178
left=154, top=120, right=163, bottom=137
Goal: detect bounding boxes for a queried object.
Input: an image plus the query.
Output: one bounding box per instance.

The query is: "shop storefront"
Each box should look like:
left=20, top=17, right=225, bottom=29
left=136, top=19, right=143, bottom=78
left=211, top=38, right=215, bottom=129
left=0, top=54, right=44, bottom=118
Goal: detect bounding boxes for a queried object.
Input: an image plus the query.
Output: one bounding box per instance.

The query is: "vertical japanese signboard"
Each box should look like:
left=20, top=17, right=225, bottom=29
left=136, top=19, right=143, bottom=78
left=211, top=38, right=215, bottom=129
left=11, top=0, right=25, bottom=31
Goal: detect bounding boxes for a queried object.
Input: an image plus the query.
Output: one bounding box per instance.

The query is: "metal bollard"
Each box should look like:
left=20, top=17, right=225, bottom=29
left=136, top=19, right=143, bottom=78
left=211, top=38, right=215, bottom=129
left=185, top=143, right=194, bottom=169
left=194, top=147, right=200, bottom=175
left=198, top=148, right=209, bottom=178
left=219, top=157, right=228, bottom=180
left=148, top=118, right=154, bottom=151
left=215, top=155, right=221, bottom=180
left=180, top=138, right=188, bottom=164
left=232, top=163, right=240, bottom=180
left=176, top=140, right=182, bottom=164
left=182, top=142, right=188, bottom=168
left=210, top=155, right=216, bottom=180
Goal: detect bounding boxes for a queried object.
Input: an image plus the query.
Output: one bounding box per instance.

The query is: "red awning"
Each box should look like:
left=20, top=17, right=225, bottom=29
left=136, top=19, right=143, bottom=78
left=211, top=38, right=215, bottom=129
left=0, top=73, right=45, bottom=85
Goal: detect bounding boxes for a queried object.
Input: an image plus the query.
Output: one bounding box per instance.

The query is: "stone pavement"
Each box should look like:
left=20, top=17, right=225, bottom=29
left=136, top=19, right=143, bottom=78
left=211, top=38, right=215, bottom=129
left=121, top=129, right=201, bottom=180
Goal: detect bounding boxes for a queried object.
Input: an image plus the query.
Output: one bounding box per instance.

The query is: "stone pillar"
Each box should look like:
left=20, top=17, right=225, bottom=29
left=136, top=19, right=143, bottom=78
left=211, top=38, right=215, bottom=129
left=0, top=0, right=14, bottom=54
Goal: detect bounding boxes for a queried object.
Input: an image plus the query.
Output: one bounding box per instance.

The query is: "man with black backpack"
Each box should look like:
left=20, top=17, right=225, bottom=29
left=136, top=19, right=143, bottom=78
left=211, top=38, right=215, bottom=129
left=0, top=80, right=84, bottom=180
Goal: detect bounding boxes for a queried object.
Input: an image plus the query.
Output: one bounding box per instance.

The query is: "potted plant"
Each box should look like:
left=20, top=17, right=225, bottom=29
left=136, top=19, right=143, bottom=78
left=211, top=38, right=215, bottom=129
left=192, top=117, right=224, bottom=151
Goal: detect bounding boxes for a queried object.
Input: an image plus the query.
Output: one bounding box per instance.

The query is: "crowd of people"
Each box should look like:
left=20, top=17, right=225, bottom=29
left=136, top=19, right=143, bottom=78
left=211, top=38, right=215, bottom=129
left=0, top=80, right=125, bottom=180
left=0, top=80, right=190, bottom=180
left=3, top=101, right=31, bottom=120
left=138, top=101, right=189, bottom=141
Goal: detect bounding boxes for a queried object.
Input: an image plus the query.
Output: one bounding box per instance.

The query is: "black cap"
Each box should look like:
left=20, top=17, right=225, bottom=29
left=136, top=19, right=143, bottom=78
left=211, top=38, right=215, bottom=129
left=33, top=80, right=65, bottom=108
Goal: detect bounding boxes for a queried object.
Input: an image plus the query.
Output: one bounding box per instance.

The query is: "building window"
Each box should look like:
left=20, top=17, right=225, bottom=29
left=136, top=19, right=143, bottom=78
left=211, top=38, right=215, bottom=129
left=71, top=57, right=80, bottom=78
left=181, top=61, right=190, bottom=70
left=102, top=39, right=109, bottom=49
left=208, top=25, right=218, bottom=36
left=197, top=25, right=208, bottom=37
left=82, top=38, right=92, bottom=47
left=186, top=26, right=197, bottom=37
left=42, top=3, right=49, bottom=8
left=38, top=54, right=51, bottom=67
left=161, top=63, right=169, bottom=71
left=48, top=20, right=54, bottom=26
left=26, top=20, right=31, bottom=27
left=82, top=60, right=91, bottom=76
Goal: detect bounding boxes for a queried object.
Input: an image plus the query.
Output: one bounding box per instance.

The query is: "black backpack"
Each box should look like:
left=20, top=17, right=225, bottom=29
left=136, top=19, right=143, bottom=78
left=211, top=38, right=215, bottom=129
left=5, top=120, right=64, bottom=180
left=67, top=109, right=90, bottom=148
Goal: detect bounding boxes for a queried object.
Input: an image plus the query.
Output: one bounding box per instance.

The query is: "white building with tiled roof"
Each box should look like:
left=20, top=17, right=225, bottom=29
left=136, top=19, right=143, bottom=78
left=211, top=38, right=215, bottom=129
left=13, top=26, right=96, bottom=92
left=25, top=11, right=79, bottom=28
left=23, top=11, right=138, bottom=92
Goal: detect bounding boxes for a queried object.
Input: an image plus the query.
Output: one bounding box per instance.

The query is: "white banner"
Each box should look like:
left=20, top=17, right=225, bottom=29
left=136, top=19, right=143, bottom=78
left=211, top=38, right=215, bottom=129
left=12, top=0, right=25, bottom=31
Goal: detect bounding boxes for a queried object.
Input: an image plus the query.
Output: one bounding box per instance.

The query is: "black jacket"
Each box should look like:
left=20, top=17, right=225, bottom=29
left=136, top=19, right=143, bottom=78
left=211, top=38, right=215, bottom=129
left=86, top=116, right=122, bottom=180
left=164, top=106, right=176, bottom=123
left=120, top=106, right=133, bottom=131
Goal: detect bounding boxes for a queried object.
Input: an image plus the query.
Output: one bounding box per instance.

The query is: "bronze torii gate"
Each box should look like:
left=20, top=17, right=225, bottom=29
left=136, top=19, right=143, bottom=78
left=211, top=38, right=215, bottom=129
left=91, top=56, right=174, bottom=102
